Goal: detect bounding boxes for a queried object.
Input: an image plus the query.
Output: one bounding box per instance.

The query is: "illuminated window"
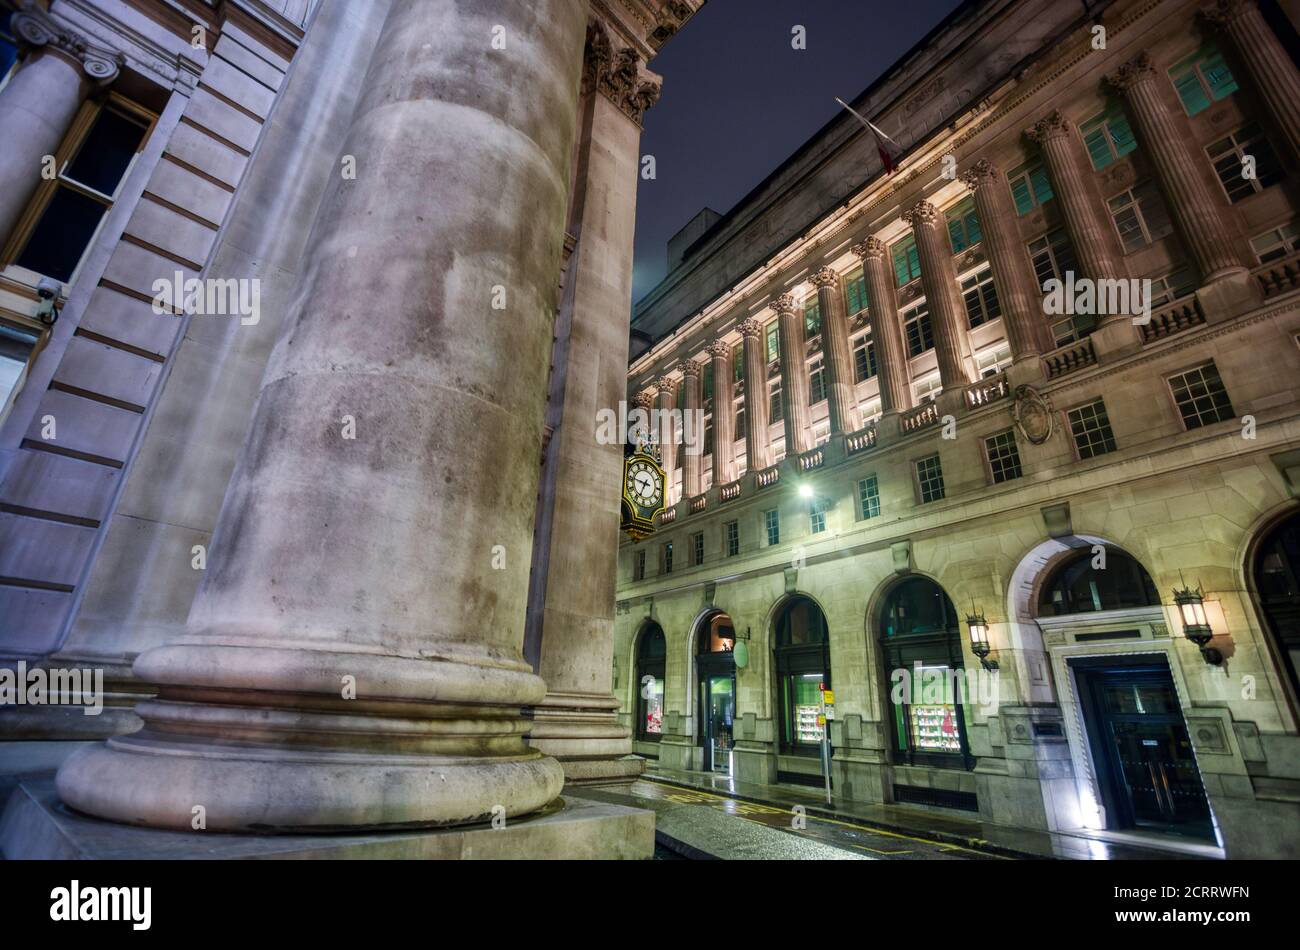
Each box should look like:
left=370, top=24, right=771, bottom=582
left=892, top=233, right=921, bottom=286
left=946, top=197, right=982, bottom=253
left=858, top=474, right=881, bottom=520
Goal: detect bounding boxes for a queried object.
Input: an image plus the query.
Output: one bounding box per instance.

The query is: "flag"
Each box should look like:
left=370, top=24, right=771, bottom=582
left=835, top=97, right=902, bottom=175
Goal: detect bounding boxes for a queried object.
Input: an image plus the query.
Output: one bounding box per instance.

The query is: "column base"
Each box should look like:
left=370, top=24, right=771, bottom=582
left=528, top=690, right=644, bottom=786
left=1196, top=268, right=1262, bottom=323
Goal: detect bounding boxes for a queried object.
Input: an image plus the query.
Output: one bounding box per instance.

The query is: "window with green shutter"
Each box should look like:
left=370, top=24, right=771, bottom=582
left=1170, top=45, right=1238, bottom=117
left=1008, top=161, right=1054, bottom=216
left=845, top=265, right=869, bottom=315
left=703, top=363, right=713, bottom=402
left=946, top=197, right=983, bottom=253
left=804, top=298, right=822, bottom=339
left=892, top=234, right=921, bottom=286
left=1081, top=109, right=1138, bottom=171
left=733, top=342, right=744, bottom=380
left=766, top=323, right=779, bottom=363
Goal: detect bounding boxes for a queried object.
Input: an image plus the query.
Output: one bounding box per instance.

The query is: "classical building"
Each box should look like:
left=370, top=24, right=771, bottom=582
left=0, top=0, right=702, bottom=858
left=617, top=0, right=1300, bottom=858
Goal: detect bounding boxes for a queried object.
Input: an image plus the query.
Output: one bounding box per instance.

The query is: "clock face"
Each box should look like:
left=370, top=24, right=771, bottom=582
left=625, top=459, right=663, bottom=508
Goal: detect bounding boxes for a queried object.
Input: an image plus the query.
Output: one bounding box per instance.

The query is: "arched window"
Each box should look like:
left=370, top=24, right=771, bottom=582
left=635, top=623, right=665, bottom=742
left=1038, top=547, right=1160, bottom=616
left=696, top=611, right=736, bottom=773
left=878, top=577, right=973, bottom=768
left=773, top=596, right=830, bottom=754
left=1255, top=513, right=1300, bottom=710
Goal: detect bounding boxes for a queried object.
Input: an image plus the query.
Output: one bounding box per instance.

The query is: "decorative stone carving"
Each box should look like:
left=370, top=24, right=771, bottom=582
left=1025, top=109, right=1072, bottom=144
left=706, top=339, right=731, bottom=358
left=649, top=0, right=697, bottom=50
left=655, top=374, right=675, bottom=393
left=771, top=292, right=797, bottom=315
left=737, top=317, right=765, bottom=338
left=810, top=266, right=839, bottom=289
left=1105, top=51, right=1158, bottom=92
left=1013, top=385, right=1056, bottom=444
left=632, top=390, right=656, bottom=410
left=583, top=20, right=662, bottom=125
left=681, top=358, right=704, bottom=379
left=1200, top=0, right=1253, bottom=29
left=959, top=159, right=1000, bottom=192
left=851, top=237, right=888, bottom=261
left=901, top=200, right=941, bottom=229
left=12, top=7, right=122, bottom=83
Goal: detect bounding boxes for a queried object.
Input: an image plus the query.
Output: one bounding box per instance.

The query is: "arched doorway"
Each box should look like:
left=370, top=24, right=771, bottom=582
left=877, top=576, right=973, bottom=770
left=1039, top=546, right=1214, bottom=841
left=695, top=611, right=736, bottom=774
left=773, top=596, right=831, bottom=760
left=1253, top=511, right=1300, bottom=713
left=634, top=622, right=665, bottom=746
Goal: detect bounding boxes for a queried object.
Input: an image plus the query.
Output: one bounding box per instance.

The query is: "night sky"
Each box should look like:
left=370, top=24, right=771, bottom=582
left=632, top=0, right=968, bottom=304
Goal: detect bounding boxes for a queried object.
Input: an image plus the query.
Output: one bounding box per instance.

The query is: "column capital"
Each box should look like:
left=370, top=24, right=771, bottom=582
left=771, top=292, right=797, bottom=315
left=901, top=200, right=941, bottom=230
left=810, top=265, right=840, bottom=289
left=1106, top=51, right=1158, bottom=94
left=655, top=374, right=676, bottom=393
left=1025, top=109, right=1072, bottom=144
left=12, top=8, right=122, bottom=83
left=632, top=390, right=656, bottom=410
left=681, top=358, right=705, bottom=379
left=706, top=339, right=732, bottom=359
left=959, top=159, right=1002, bottom=192
left=851, top=236, right=889, bottom=261
left=1200, top=0, right=1256, bottom=28
left=583, top=20, right=661, bottom=125
left=737, top=317, right=766, bottom=338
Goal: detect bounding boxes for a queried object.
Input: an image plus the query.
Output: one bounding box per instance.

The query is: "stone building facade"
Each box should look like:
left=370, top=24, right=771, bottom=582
left=0, top=0, right=702, bottom=857
left=616, top=0, right=1300, bottom=858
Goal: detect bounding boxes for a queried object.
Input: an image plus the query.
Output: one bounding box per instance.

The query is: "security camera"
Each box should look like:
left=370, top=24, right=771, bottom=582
left=35, top=277, right=62, bottom=326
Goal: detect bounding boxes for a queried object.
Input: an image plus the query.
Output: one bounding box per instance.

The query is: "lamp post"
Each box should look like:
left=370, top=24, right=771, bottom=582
left=1172, top=580, right=1223, bottom=665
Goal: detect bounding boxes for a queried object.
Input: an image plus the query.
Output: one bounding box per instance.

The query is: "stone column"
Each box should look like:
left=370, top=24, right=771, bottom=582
left=1106, top=52, right=1251, bottom=288
left=901, top=201, right=973, bottom=391
left=655, top=375, right=678, bottom=502
left=811, top=266, right=862, bottom=435
left=681, top=358, right=704, bottom=498
left=525, top=19, right=661, bottom=788
left=774, top=292, right=813, bottom=457
left=1026, top=111, right=1123, bottom=282
left=0, top=9, right=120, bottom=253
left=960, top=160, right=1054, bottom=361
left=1204, top=0, right=1300, bottom=163
left=737, top=318, right=771, bottom=472
left=56, top=0, right=589, bottom=832
left=851, top=238, right=913, bottom=418
left=707, top=340, right=736, bottom=485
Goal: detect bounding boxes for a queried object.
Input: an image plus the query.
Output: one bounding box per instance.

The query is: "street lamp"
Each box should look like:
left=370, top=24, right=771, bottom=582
left=1172, top=578, right=1222, bottom=665
left=967, top=605, right=998, bottom=672
left=798, top=483, right=814, bottom=499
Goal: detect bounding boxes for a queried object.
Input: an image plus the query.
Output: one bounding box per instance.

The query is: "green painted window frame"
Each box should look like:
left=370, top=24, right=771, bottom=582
left=1170, top=44, right=1239, bottom=117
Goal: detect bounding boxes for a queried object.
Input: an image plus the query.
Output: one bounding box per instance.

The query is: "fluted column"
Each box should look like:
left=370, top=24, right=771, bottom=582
left=681, top=358, right=705, bottom=498
left=811, top=266, right=862, bottom=435
left=655, top=375, right=678, bottom=502
left=737, top=318, right=771, bottom=472
left=56, top=0, right=588, bottom=832
left=773, top=292, right=813, bottom=457
left=1204, top=0, right=1300, bottom=163
left=707, top=340, right=736, bottom=485
left=960, top=160, right=1054, bottom=359
left=1107, top=53, right=1249, bottom=282
left=902, top=201, right=973, bottom=390
left=0, top=9, right=120, bottom=252
left=852, top=238, right=913, bottom=416
left=1026, top=111, right=1123, bottom=282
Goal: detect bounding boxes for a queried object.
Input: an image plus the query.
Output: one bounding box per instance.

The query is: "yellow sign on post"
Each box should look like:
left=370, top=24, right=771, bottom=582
left=822, top=689, right=835, bottom=705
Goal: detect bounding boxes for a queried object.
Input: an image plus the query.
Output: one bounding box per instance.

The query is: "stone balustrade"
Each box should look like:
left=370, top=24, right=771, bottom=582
left=901, top=401, right=942, bottom=433
left=845, top=424, right=878, bottom=456
left=1041, top=337, right=1097, bottom=379
left=1140, top=294, right=1204, bottom=344
left=1253, top=249, right=1300, bottom=298
left=963, top=372, right=1010, bottom=409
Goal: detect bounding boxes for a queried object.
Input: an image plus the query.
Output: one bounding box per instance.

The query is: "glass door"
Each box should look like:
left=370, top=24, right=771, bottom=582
left=705, top=674, right=735, bottom=774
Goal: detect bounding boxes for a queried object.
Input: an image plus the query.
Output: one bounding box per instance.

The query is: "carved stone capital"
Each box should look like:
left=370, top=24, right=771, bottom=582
left=810, top=266, right=840, bottom=290
left=960, top=159, right=1001, bottom=192
left=1025, top=109, right=1072, bottom=144
left=1200, top=0, right=1255, bottom=29
left=681, top=358, right=704, bottom=379
left=584, top=20, right=662, bottom=125
left=901, top=200, right=940, bottom=229
left=632, top=390, right=656, bottom=410
left=851, top=237, right=888, bottom=261
left=1106, top=51, right=1157, bottom=94
left=706, top=339, right=732, bottom=359
left=771, top=292, right=797, bottom=315
left=12, top=8, right=122, bottom=84
left=649, top=0, right=698, bottom=50
left=655, top=375, right=676, bottom=394
left=737, top=317, right=765, bottom=339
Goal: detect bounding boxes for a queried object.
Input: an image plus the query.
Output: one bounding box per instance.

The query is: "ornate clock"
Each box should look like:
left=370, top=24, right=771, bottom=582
left=620, top=443, right=666, bottom=541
